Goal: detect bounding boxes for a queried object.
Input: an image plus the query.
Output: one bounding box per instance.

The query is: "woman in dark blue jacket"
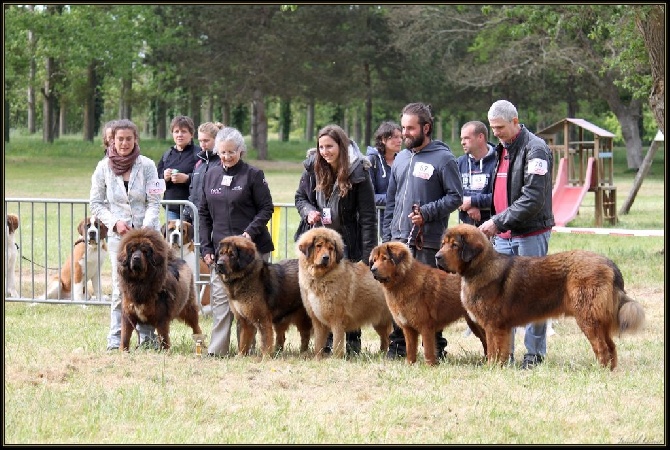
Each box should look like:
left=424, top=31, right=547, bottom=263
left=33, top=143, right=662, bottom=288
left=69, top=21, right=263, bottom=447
left=366, top=121, right=402, bottom=241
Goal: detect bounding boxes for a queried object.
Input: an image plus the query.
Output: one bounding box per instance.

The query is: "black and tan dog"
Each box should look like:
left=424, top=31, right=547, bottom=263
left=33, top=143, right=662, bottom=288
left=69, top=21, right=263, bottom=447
left=435, top=223, right=645, bottom=370
left=117, top=228, right=202, bottom=351
left=296, top=227, right=393, bottom=359
left=370, top=241, right=487, bottom=365
left=215, top=235, right=312, bottom=356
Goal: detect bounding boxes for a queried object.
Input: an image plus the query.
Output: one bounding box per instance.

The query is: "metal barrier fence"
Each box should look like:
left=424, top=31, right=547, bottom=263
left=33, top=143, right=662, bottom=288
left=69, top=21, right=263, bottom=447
left=4, top=197, right=385, bottom=306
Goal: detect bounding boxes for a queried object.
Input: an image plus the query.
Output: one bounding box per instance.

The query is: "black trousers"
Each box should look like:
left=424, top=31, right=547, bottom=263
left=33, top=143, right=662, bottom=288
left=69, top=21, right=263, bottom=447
left=388, top=321, right=448, bottom=355
left=324, top=330, right=362, bottom=353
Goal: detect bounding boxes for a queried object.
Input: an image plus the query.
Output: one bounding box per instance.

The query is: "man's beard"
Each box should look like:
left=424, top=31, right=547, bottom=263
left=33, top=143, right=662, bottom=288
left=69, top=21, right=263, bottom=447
left=404, top=130, right=425, bottom=150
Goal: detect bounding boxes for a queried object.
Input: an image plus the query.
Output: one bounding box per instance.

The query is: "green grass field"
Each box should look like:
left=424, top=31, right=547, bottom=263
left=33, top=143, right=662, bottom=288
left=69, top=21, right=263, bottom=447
left=3, top=134, right=665, bottom=444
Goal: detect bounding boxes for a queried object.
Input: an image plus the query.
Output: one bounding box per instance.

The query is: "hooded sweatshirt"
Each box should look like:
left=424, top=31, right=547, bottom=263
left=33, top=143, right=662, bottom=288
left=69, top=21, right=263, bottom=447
left=382, top=139, right=462, bottom=250
left=456, top=143, right=497, bottom=226
left=365, top=146, right=393, bottom=207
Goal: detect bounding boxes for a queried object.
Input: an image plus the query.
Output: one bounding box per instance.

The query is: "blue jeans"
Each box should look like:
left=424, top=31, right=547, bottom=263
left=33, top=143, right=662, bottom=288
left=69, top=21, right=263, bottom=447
left=493, top=231, right=551, bottom=358
left=166, top=209, right=181, bottom=221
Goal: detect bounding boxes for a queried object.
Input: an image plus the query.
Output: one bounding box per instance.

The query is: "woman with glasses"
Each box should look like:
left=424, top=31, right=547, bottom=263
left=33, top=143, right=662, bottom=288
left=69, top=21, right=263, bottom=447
left=198, top=126, right=275, bottom=357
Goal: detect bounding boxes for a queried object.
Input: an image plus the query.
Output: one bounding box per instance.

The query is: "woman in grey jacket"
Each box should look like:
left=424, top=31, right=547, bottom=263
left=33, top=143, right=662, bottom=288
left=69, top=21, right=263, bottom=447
left=90, top=119, right=162, bottom=351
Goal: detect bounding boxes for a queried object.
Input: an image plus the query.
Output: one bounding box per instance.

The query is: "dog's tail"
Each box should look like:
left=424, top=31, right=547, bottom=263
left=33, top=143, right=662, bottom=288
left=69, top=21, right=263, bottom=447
left=615, top=290, right=645, bottom=334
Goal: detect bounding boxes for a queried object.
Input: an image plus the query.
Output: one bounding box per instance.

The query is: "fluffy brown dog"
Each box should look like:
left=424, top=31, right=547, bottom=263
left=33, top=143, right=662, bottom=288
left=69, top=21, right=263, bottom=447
left=117, top=228, right=202, bottom=351
left=215, top=235, right=312, bottom=356
left=369, top=241, right=487, bottom=365
left=435, top=223, right=645, bottom=370
left=296, top=227, right=392, bottom=359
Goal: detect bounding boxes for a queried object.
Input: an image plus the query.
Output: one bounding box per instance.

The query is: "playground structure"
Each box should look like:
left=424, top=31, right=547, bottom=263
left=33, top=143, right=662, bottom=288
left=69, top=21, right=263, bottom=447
left=537, top=118, right=617, bottom=227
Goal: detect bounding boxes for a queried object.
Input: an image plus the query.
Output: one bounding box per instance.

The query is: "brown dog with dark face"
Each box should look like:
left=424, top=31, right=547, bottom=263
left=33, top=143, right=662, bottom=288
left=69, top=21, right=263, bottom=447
left=435, top=223, right=645, bottom=370
left=118, top=228, right=202, bottom=351
left=369, top=241, right=487, bottom=365
left=215, top=235, right=312, bottom=356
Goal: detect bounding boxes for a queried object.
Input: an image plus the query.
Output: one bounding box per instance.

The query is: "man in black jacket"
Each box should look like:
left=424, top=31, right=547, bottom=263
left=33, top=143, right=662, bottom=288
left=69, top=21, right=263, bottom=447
left=479, top=99, right=555, bottom=370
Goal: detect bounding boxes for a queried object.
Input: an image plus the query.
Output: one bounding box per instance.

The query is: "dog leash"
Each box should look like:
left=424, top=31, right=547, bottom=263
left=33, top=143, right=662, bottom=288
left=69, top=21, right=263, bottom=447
left=406, top=204, right=424, bottom=250
left=19, top=238, right=90, bottom=271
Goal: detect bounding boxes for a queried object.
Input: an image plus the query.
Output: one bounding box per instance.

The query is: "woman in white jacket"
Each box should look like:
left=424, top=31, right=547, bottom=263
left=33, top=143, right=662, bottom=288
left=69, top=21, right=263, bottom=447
left=90, top=119, right=163, bottom=351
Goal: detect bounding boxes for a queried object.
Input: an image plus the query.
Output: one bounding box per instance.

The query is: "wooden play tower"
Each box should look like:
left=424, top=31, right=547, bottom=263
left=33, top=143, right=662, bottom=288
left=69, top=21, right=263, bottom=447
left=537, top=118, right=618, bottom=226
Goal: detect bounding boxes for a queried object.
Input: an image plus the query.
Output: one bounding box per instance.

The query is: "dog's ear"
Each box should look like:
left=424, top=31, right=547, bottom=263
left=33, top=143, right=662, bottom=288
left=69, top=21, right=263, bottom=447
left=118, top=245, right=130, bottom=268
left=297, top=238, right=313, bottom=259
left=237, top=245, right=257, bottom=269
left=77, top=218, right=88, bottom=237
left=147, top=246, right=159, bottom=266
left=6, top=214, right=19, bottom=233
left=334, top=237, right=345, bottom=264
left=96, top=218, right=109, bottom=238
left=388, top=244, right=405, bottom=266
left=8, top=214, right=19, bottom=233
left=185, top=222, right=194, bottom=242
left=160, top=224, right=167, bottom=239
left=459, top=233, right=482, bottom=263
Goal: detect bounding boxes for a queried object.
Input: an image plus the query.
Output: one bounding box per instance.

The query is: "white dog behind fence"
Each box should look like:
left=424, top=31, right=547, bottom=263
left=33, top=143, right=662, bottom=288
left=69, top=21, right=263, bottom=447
left=5, top=214, right=20, bottom=298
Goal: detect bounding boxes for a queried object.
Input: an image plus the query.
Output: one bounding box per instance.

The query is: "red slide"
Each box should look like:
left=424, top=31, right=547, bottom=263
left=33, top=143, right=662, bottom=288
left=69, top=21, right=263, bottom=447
left=551, top=157, right=595, bottom=226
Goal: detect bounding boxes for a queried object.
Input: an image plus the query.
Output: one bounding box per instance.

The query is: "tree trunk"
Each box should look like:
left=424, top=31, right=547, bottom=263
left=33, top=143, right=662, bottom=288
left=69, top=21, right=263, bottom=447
left=5, top=98, right=10, bottom=143
left=27, top=30, right=36, bottom=134
left=156, top=99, right=167, bottom=140
left=42, top=57, right=55, bottom=143
left=252, top=88, right=268, bottom=159
left=221, top=102, right=230, bottom=126
left=204, top=95, right=213, bottom=122
left=190, top=91, right=201, bottom=126
left=364, top=62, right=372, bottom=148
left=119, top=76, right=132, bottom=120
left=636, top=5, right=665, bottom=132
left=619, top=139, right=661, bottom=215
left=59, top=100, right=66, bottom=137
left=306, top=99, right=315, bottom=142
left=280, top=97, right=291, bottom=142
left=599, top=72, right=644, bottom=170
left=83, top=62, right=96, bottom=142
left=250, top=97, right=258, bottom=149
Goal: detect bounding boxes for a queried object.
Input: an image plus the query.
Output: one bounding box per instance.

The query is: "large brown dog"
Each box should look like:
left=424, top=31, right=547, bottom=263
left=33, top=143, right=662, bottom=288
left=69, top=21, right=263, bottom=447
left=296, top=227, right=393, bottom=359
left=369, top=241, right=487, bottom=366
left=215, top=235, right=312, bottom=356
left=117, top=228, right=202, bottom=351
left=435, top=223, right=645, bottom=370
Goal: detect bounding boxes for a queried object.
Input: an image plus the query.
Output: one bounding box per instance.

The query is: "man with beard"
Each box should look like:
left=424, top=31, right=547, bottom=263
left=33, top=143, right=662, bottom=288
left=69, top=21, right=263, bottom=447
left=381, top=102, right=463, bottom=361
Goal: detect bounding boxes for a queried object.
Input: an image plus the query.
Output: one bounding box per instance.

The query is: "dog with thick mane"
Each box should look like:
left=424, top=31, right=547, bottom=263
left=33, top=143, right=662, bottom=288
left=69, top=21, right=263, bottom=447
left=435, top=223, right=645, bottom=370
left=215, top=235, right=312, bottom=356
left=5, top=213, right=20, bottom=298
left=369, top=241, right=487, bottom=365
left=117, top=228, right=202, bottom=351
left=161, top=219, right=211, bottom=315
left=42, top=216, right=109, bottom=302
left=296, top=227, right=392, bottom=359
